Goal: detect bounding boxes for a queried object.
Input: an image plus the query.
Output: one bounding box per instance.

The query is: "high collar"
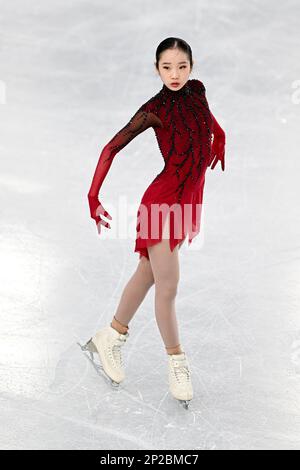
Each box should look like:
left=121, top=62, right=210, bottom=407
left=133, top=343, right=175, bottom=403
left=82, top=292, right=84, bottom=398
left=160, top=80, right=191, bottom=98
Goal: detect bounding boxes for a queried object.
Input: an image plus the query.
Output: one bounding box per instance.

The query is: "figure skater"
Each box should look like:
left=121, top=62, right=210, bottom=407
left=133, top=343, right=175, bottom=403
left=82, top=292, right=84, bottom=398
left=81, top=37, right=226, bottom=409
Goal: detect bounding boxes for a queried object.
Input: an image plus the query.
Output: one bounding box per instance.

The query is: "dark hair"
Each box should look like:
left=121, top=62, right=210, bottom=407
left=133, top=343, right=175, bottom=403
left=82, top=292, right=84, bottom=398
left=155, top=37, right=193, bottom=70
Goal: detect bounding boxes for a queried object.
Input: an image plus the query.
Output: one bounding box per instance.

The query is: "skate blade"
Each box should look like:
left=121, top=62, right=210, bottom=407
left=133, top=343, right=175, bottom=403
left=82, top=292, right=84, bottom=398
left=179, top=399, right=191, bottom=410
left=77, top=341, right=120, bottom=389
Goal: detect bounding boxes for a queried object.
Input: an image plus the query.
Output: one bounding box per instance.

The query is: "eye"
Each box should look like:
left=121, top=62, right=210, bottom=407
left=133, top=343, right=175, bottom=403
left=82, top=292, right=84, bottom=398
left=163, top=66, right=187, bottom=70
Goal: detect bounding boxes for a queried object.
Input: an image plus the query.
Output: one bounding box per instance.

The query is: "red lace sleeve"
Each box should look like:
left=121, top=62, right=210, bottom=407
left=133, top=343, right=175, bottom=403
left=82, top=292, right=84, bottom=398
left=210, top=112, right=226, bottom=170
left=87, top=104, right=162, bottom=227
left=189, top=78, right=226, bottom=170
left=211, top=112, right=226, bottom=142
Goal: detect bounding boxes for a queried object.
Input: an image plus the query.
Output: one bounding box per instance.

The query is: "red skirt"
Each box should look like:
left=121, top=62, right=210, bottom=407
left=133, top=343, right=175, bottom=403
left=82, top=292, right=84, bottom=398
left=134, top=169, right=207, bottom=260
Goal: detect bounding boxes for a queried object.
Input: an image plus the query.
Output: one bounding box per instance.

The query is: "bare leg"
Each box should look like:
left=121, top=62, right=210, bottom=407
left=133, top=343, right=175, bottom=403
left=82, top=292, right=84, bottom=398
left=111, top=212, right=185, bottom=341
left=148, top=212, right=183, bottom=355
left=111, top=256, right=155, bottom=334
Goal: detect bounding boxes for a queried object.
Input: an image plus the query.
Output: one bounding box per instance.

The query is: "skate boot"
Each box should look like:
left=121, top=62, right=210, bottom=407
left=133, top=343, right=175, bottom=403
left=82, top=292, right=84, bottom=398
left=168, top=350, right=193, bottom=409
left=78, top=325, right=129, bottom=387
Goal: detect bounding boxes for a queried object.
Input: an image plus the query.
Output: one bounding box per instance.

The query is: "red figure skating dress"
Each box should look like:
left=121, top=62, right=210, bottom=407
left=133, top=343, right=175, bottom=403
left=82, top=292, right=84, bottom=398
left=88, top=79, right=226, bottom=260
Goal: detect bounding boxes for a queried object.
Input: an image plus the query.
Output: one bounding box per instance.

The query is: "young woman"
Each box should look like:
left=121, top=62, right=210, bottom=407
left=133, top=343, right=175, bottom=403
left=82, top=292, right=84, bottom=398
left=83, top=37, right=226, bottom=409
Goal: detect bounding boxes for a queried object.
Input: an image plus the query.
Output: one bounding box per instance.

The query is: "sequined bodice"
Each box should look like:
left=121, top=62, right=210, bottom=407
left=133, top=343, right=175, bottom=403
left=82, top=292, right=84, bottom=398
left=140, top=80, right=212, bottom=200
left=87, top=79, right=220, bottom=206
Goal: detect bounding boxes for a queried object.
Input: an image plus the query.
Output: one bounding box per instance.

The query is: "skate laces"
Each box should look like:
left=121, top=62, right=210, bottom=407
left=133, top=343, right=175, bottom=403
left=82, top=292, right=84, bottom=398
left=171, top=358, right=191, bottom=384
left=109, top=334, right=127, bottom=368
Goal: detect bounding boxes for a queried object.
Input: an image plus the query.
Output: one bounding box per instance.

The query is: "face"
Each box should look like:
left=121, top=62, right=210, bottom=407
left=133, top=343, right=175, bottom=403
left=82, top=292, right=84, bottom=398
left=156, top=48, right=192, bottom=91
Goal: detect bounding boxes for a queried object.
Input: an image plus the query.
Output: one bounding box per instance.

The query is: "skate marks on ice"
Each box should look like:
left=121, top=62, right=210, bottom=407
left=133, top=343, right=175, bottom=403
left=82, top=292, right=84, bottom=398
left=18, top=334, right=291, bottom=450
left=47, top=339, right=216, bottom=448
left=48, top=343, right=90, bottom=397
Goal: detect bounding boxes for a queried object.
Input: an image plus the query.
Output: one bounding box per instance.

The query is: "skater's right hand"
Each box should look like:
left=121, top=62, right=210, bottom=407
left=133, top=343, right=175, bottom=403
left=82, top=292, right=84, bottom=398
left=87, top=194, right=112, bottom=234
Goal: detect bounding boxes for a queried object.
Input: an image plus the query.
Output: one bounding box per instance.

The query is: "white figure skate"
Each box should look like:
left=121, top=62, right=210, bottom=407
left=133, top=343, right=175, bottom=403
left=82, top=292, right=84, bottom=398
left=78, top=325, right=129, bottom=388
left=168, top=350, right=193, bottom=409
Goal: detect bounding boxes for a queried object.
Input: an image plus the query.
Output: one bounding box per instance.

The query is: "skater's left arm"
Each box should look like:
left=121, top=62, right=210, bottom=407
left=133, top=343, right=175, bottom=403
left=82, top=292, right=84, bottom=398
left=190, top=79, right=226, bottom=171
left=209, top=112, right=226, bottom=171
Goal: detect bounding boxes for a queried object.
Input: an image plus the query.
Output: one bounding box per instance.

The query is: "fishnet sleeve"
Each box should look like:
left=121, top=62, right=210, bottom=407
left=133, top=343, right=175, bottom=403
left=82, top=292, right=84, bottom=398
left=87, top=105, right=162, bottom=218
left=88, top=105, right=162, bottom=197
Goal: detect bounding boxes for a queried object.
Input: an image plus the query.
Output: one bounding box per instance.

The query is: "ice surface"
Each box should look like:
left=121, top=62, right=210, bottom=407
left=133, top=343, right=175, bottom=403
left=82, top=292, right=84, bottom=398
left=0, top=0, right=300, bottom=450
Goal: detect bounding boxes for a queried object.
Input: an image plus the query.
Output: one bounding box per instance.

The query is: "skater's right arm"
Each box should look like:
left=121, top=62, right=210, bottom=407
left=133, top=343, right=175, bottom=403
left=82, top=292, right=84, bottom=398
left=87, top=104, right=162, bottom=233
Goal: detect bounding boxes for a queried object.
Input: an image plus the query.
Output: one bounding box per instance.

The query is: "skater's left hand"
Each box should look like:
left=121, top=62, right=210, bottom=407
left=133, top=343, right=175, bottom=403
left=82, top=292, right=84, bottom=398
left=208, top=135, right=225, bottom=171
